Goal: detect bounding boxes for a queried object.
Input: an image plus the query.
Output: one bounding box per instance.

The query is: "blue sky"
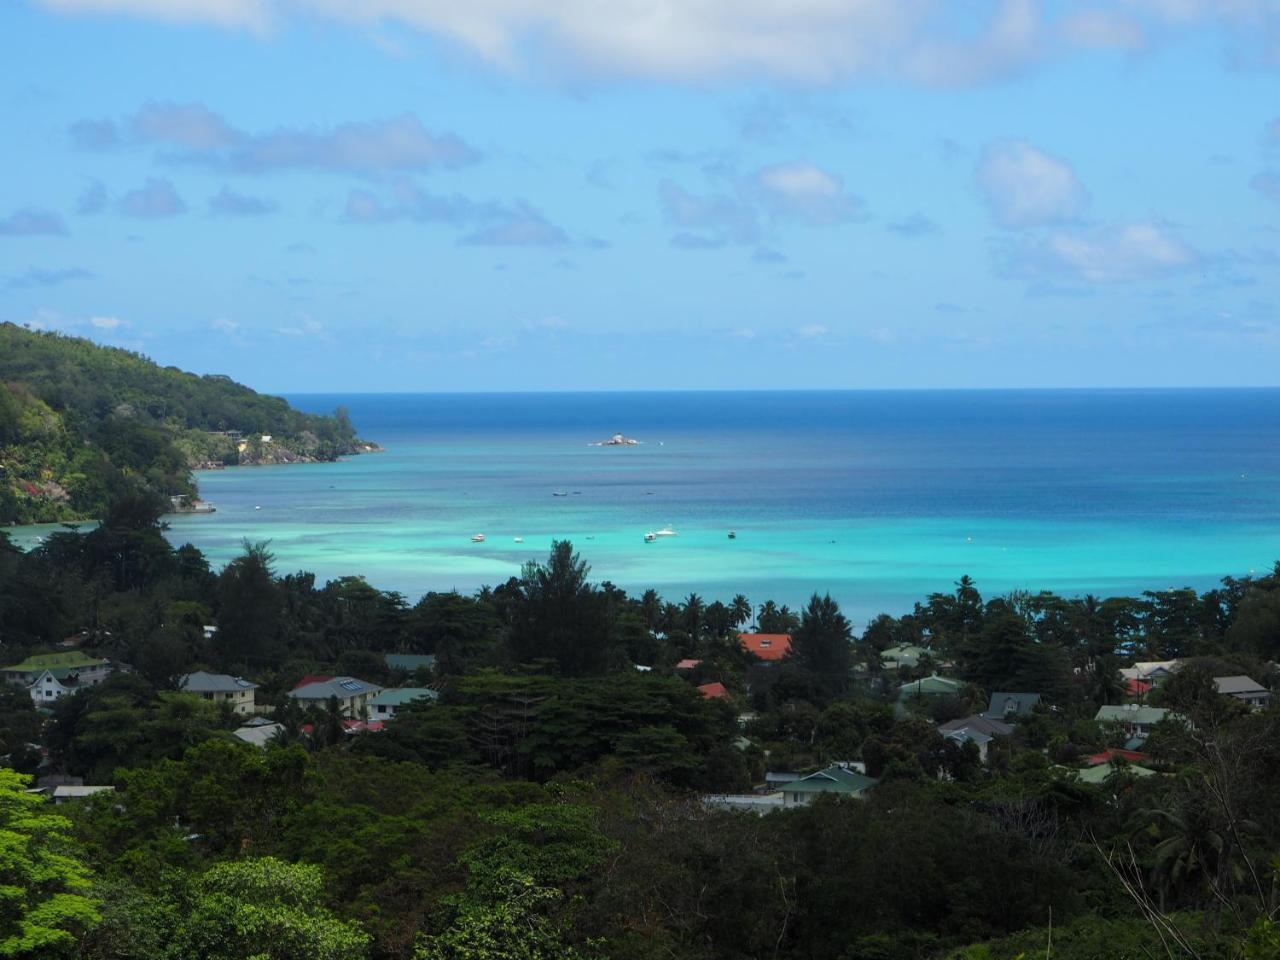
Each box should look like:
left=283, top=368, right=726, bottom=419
left=2, top=0, right=1278, bottom=390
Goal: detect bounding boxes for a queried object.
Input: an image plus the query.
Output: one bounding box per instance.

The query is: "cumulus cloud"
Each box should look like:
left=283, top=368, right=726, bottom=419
left=89, top=315, right=127, bottom=330
left=754, top=163, right=860, bottom=224
left=341, top=179, right=568, bottom=246
left=1059, top=10, right=1145, bottom=50
left=976, top=139, right=1089, bottom=228
left=35, top=0, right=1280, bottom=84
left=6, top=266, right=92, bottom=289
left=659, top=180, right=758, bottom=247
left=0, top=208, right=68, bottom=236
left=70, top=104, right=477, bottom=174
left=118, top=178, right=186, bottom=218
left=208, top=186, right=277, bottom=216
left=1012, top=221, right=1198, bottom=282
left=34, top=0, right=1047, bottom=85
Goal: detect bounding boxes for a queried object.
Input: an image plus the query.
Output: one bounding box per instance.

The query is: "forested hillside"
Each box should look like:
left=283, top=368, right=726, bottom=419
left=0, top=323, right=369, bottom=523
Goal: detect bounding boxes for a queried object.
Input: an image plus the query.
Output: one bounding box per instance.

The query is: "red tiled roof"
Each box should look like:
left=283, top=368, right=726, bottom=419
left=292, top=674, right=333, bottom=690
left=675, top=658, right=702, bottom=670
left=739, top=633, right=792, bottom=662
left=1125, top=678, right=1153, bottom=696
left=1085, top=748, right=1149, bottom=766
left=698, top=681, right=729, bottom=700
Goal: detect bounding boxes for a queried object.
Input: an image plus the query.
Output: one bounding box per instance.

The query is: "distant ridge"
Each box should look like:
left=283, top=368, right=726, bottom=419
left=0, top=322, right=374, bottom=525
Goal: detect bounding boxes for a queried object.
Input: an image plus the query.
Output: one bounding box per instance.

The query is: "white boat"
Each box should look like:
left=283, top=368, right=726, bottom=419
left=652, top=526, right=677, bottom=537
left=513, top=536, right=524, bottom=543
left=644, top=532, right=657, bottom=543
left=470, top=534, right=486, bottom=543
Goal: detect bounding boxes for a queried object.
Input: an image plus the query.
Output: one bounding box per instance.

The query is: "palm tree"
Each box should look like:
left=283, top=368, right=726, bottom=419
left=730, top=594, right=752, bottom=629
left=640, top=589, right=662, bottom=632
left=681, top=593, right=705, bottom=640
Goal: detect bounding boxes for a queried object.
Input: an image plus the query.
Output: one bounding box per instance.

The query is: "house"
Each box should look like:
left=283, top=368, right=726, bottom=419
left=1084, top=747, right=1149, bottom=767
left=879, top=643, right=930, bottom=671
left=384, top=653, right=437, bottom=674
left=674, top=658, right=702, bottom=671
left=698, top=681, right=729, bottom=700
left=942, top=726, right=993, bottom=762
left=938, top=714, right=1012, bottom=763
left=1213, top=676, right=1272, bottom=710
left=1095, top=704, right=1182, bottom=741
left=983, top=691, right=1041, bottom=721
left=369, top=687, right=438, bottom=720
left=764, top=771, right=802, bottom=790
left=781, top=764, right=878, bottom=806
left=739, top=633, right=792, bottom=663
left=1120, top=659, right=1183, bottom=688
left=2, top=652, right=113, bottom=704
left=287, top=675, right=383, bottom=718
left=1075, top=762, right=1157, bottom=784
left=179, top=671, right=258, bottom=715
left=32, top=785, right=116, bottom=804
left=233, top=721, right=285, bottom=748
left=938, top=714, right=1013, bottom=739
left=898, top=674, right=964, bottom=700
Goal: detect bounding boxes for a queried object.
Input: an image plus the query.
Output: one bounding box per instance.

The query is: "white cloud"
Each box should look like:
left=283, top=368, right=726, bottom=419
left=976, top=139, right=1088, bottom=228
left=118, top=178, right=186, bottom=218
left=1016, top=221, right=1198, bottom=282
left=89, top=315, right=127, bottom=330
left=0, top=208, right=68, bottom=236
left=659, top=181, right=758, bottom=247
left=1059, top=10, right=1146, bottom=50
left=36, top=0, right=1046, bottom=85
left=754, top=163, right=860, bottom=224
left=73, top=104, right=476, bottom=174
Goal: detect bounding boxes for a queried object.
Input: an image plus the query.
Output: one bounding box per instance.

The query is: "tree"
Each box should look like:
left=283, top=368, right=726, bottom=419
left=168, top=857, right=370, bottom=960
left=0, top=769, right=100, bottom=957
left=214, top=541, right=282, bottom=670
left=508, top=542, right=614, bottom=677
left=789, top=593, right=853, bottom=700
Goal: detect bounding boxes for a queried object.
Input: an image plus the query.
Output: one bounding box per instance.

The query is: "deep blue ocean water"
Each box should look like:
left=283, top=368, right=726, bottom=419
left=24, top=389, right=1279, bottom=625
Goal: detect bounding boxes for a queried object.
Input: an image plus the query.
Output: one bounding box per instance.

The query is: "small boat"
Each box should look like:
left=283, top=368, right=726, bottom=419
left=513, top=537, right=524, bottom=544
left=552, top=491, right=569, bottom=497
left=728, top=531, right=736, bottom=539
left=652, top=526, right=677, bottom=537
left=470, top=534, right=486, bottom=543
left=254, top=506, right=262, bottom=510
left=644, top=532, right=657, bottom=543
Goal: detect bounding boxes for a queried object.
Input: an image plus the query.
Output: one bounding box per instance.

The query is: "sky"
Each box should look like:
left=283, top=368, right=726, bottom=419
left=1, top=0, right=1278, bottom=391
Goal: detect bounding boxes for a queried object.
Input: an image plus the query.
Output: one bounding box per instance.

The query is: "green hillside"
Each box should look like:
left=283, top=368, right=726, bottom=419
left=0, top=322, right=371, bottom=524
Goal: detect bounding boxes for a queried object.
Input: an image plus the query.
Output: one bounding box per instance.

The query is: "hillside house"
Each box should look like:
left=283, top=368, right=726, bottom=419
left=369, top=687, right=439, bottom=720
left=2, top=652, right=113, bottom=704
left=983, top=691, right=1041, bottom=721
left=1214, top=676, right=1272, bottom=710
left=179, top=671, right=258, bottom=715
left=782, top=765, right=879, bottom=806
left=287, top=675, right=383, bottom=718
left=739, top=633, right=792, bottom=663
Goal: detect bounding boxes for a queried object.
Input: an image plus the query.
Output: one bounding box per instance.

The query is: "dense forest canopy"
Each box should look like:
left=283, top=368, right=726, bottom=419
left=0, top=322, right=365, bottom=524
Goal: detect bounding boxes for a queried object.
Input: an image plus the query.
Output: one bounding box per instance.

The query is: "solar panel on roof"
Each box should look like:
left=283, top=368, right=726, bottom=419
left=339, top=679, right=361, bottom=691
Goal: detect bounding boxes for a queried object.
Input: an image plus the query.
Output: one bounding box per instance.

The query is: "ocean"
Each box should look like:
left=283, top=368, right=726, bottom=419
left=23, top=390, right=1280, bottom=624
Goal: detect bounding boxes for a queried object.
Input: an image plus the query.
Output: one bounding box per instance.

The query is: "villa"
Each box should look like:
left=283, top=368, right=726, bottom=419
left=2, top=652, right=113, bottom=704
left=179, top=671, right=259, bottom=715
left=369, top=687, right=439, bottom=720
left=287, top=675, right=383, bottom=718
left=739, top=633, right=792, bottom=663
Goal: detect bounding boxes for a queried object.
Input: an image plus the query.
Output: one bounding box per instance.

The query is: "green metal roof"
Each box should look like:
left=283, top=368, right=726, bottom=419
left=3, top=651, right=108, bottom=678
left=784, top=765, right=879, bottom=795
left=370, top=687, right=438, bottom=707
left=898, top=674, right=963, bottom=698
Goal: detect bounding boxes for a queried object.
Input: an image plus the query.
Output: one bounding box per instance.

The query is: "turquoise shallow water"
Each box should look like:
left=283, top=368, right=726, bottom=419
left=15, top=390, right=1280, bottom=623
